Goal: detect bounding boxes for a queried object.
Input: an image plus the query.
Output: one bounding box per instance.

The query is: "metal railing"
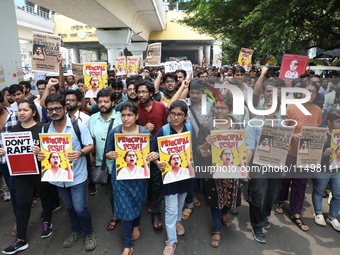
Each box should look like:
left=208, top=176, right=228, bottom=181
left=15, top=2, right=53, bottom=20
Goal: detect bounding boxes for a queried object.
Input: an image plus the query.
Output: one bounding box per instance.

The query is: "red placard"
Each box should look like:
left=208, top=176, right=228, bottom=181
left=279, top=54, right=309, bottom=87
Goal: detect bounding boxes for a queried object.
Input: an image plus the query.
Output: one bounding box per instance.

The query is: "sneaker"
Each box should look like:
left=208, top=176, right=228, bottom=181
left=89, top=185, right=97, bottom=196
left=2, top=239, right=29, bottom=254
left=252, top=227, right=266, bottom=244
left=63, top=232, right=82, bottom=248
left=326, top=218, right=340, bottom=231
left=163, top=243, right=176, bottom=255
left=176, top=222, right=185, bottom=236
left=263, top=219, right=271, bottom=229
left=41, top=222, right=53, bottom=238
left=313, top=214, right=326, bottom=227
left=84, top=232, right=97, bottom=251
left=3, top=190, right=11, bottom=202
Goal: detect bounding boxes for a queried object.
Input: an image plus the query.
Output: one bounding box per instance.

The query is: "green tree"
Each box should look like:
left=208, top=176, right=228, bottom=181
left=176, top=0, right=340, bottom=64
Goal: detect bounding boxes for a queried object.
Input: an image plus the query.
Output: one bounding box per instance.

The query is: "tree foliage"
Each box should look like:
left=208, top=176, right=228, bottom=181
left=176, top=0, right=340, bottom=64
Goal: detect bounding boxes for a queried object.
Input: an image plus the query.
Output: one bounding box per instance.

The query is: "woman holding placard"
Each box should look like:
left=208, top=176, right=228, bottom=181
left=312, top=110, right=340, bottom=231
left=197, top=95, right=241, bottom=248
left=105, top=101, right=158, bottom=255
left=151, top=100, right=196, bottom=255
left=3, top=99, right=54, bottom=255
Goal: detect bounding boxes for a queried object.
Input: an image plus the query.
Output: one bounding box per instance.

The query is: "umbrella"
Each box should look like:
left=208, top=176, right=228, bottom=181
left=262, top=56, right=278, bottom=65
left=308, top=59, right=329, bottom=66
left=330, top=59, right=340, bottom=67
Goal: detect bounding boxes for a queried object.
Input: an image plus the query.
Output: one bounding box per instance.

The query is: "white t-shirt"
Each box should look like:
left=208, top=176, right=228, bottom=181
left=85, top=89, right=101, bottom=98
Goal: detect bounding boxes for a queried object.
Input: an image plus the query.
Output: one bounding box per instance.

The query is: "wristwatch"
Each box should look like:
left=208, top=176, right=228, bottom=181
left=79, top=150, right=85, bottom=157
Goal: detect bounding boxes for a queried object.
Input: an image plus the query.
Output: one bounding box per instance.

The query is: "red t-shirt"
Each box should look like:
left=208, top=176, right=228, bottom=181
left=137, top=100, right=168, bottom=137
left=286, top=104, right=322, bottom=156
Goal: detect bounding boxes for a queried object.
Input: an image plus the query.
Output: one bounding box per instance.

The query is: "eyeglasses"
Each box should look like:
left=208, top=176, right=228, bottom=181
left=127, top=88, right=135, bottom=92
left=65, top=99, right=76, bottom=102
left=215, top=106, right=229, bottom=111
left=137, top=91, right=149, bottom=95
left=165, top=80, right=175, bottom=84
left=170, top=112, right=185, bottom=118
left=46, top=107, right=63, bottom=113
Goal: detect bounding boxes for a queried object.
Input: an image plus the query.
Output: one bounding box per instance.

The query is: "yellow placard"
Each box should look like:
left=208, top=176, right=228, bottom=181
left=83, top=62, right=107, bottom=89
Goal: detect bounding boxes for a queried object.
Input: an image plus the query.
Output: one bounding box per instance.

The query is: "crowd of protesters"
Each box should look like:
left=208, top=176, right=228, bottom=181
left=0, top=55, right=340, bottom=255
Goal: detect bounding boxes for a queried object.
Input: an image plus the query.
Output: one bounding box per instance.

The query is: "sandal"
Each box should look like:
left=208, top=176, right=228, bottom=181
left=176, top=222, right=185, bottom=236
left=274, top=202, right=283, bottom=214
left=181, top=208, right=193, bottom=220
left=106, top=218, right=121, bottom=231
left=210, top=232, right=221, bottom=248
left=31, top=197, right=38, bottom=208
left=221, top=214, right=232, bottom=228
left=131, top=227, right=140, bottom=241
left=122, top=247, right=134, bottom=255
left=291, top=215, right=308, bottom=232
left=193, top=197, right=201, bottom=207
left=152, top=216, right=163, bottom=229
left=163, top=243, right=176, bottom=255
left=146, top=204, right=152, bottom=214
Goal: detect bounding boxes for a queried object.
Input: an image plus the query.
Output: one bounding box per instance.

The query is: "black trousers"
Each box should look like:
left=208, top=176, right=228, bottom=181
left=248, top=177, right=282, bottom=228
left=15, top=175, right=54, bottom=240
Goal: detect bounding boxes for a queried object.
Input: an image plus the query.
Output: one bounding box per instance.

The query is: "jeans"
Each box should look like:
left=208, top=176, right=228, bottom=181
left=164, top=192, right=187, bottom=244
left=312, top=172, right=340, bottom=220
left=210, top=206, right=229, bottom=233
left=248, top=178, right=282, bottom=227
left=122, top=216, right=141, bottom=248
left=185, top=191, right=194, bottom=209
left=57, top=181, right=93, bottom=237
left=1, top=163, right=17, bottom=216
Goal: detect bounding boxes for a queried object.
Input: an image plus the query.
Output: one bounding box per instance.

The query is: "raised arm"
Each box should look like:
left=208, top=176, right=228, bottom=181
left=153, top=70, right=163, bottom=93
left=253, top=67, right=268, bottom=107
left=40, top=78, right=59, bottom=108
left=58, top=54, right=65, bottom=93
left=167, top=80, right=189, bottom=109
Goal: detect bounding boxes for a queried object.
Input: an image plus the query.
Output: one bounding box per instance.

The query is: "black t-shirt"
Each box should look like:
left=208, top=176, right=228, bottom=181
left=12, top=123, right=43, bottom=171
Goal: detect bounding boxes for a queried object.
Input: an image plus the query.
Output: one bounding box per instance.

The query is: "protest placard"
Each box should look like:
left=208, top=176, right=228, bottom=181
left=279, top=54, right=309, bottom=87
left=39, top=133, right=73, bottom=182
left=145, top=43, right=161, bottom=66
left=210, top=130, right=246, bottom=179
left=164, top=60, right=193, bottom=79
left=127, top=57, right=139, bottom=76
left=83, top=62, right=107, bottom=96
left=330, top=129, right=340, bottom=170
left=253, top=125, right=295, bottom=167
left=297, top=127, right=328, bottom=167
left=114, top=134, right=150, bottom=180
left=0, top=66, right=5, bottom=83
left=115, top=57, right=127, bottom=76
left=157, top=132, right=194, bottom=184
left=32, top=32, right=61, bottom=72
left=2, top=132, right=38, bottom=175
left=238, top=48, right=254, bottom=71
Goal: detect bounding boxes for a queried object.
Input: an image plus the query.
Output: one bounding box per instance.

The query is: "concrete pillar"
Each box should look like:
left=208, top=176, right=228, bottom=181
left=128, top=42, right=148, bottom=60
left=94, top=50, right=101, bottom=61
left=73, top=47, right=80, bottom=63
left=0, top=0, right=23, bottom=87
left=204, top=45, right=211, bottom=65
left=197, top=46, right=203, bottom=66
left=96, top=29, right=132, bottom=64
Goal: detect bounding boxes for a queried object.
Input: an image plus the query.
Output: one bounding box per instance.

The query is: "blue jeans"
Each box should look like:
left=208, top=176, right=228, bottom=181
left=122, top=216, right=141, bottom=248
left=164, top=192, right=187, bottom=244
left=57, top=181, right=93, bottom=237
left=210, top=206, right=229, bottom=233
left=1, top=164, right=17, bottom=216
left=312, top=172, right=340, bottom=220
